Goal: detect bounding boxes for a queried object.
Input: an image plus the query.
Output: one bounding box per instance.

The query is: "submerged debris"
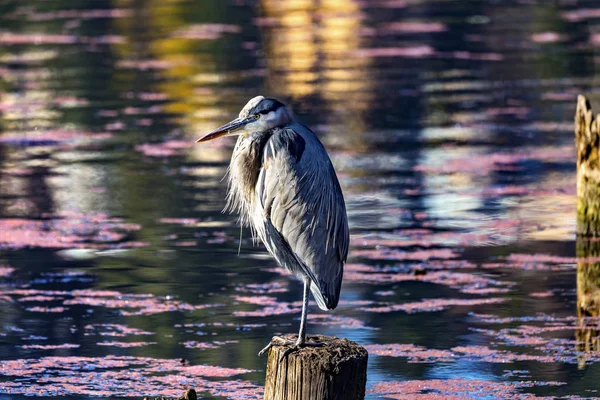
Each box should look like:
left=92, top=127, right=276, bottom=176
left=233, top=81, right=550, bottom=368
left=143, top=388, right=197, bottom=400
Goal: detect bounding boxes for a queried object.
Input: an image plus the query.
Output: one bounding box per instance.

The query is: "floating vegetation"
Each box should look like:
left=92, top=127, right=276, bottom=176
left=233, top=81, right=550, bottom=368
left=369, top=379, right=565, bottom=399
left=0, top=356, right=260, bottom=399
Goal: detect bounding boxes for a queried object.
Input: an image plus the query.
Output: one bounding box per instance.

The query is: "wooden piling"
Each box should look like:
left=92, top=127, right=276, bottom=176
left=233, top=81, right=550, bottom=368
left=575, top=95, right=600, bottom=236
left=263, top=335, right=368, bottom=400
left=575, top=95, right=600, bottom=367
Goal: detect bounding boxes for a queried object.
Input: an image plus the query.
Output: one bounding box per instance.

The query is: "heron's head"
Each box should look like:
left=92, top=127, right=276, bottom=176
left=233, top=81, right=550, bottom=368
left=196, top=96, right=293, bottom=143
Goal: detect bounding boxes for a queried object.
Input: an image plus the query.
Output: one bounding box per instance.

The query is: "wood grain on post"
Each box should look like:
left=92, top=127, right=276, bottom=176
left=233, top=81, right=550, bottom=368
left=264, top=335, right=368, bottom=400
left=576, top=95, right=600, bottom=236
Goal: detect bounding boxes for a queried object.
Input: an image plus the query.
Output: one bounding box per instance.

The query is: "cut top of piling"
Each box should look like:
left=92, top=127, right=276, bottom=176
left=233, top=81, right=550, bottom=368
left=264, top=335, right=368, bottom=400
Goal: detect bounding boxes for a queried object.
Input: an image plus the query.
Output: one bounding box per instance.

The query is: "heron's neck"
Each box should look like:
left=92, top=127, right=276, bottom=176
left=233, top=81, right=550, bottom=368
left=225, top=131, right=271, bottom=220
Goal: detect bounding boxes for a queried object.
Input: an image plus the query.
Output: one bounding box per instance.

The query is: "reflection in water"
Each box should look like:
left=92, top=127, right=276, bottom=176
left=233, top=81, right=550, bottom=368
left=111, top=0, right=244, bottom=165
left=577, top=238, right=600, bottom=367
left=261, top=0, right=373, bottom=135
left=262, top=0, right=319, bottom=98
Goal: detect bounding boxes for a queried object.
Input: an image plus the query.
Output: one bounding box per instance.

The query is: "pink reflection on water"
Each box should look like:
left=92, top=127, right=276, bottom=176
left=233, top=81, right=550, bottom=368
left=136, top=140, right=189, bottom=157
left=159, top=217, right=200, bottom=225
left=308, top=314, right=379, bottom=330
left=0, top=213, right=143, bottom=250
left=1, top=167, right=35, bottom=176
left=562, top=8, right=600, bottom=22
left=350, top=227, right=490, bottom=248
left=25, top=306, right=67, bottom=313
left=0, top=355, right=260, bottom=399
left=507, top=253, right=577, bottom=264
left=362, top=297, right=506, bottom=313
left=529, top=291, right=553, bottom=298
left=233, top=295, right=279, bottom=306
left=414, top=146, right=573, bottom=175
left=96, top=341, right=157, bottom=348
left=365, top=343, right=453, bottom=361
left=84, top=324, right=154, bottom=337
left=447, top=51, right=504, bottom=61
left=353, top=248, right=458, bottom=261
left=543, top=91, right=579, bottom=101
left=379, top=22, right=446, bottom=34
left=232, top=295, right=303, bottom=317
left=180, top=340, right=238, bottom=349
left=233, top=302, right=301, bottom=317
left=235, top=281, right=288, bottom=294
left=481, top=185, right=530, bottom=197
left=0, top=130, right=112, bottom=145
left=19, top=344, right=80, bottom=350
left=467, top=314, right=600, bottom=363
left=138, top=92, right=169, bottom=101
left=532, top=32, right=566, bottom=43
left=0, top=265, right=15, bottom=277
left=172, top=24, right=242, bottom=40
left=0, top=33, right=77, bottom=44
left=6, top=289, right=69, bottom=297
left=369, top=379, right=564, bottom=399
left=353, top=45, right=435, bottom=58
left=357, top=0, right=408, bottom=8
left=176, top=322, right=266, bottom=331
left=65, top=289, right=216, bottom=316
left=346, top=266, right=511, bottom=294
left=175, top=240, right=197, bottom=247
left=2, top=287, right=217, bottom=316
left=21, top=8, right=132, bottom=21
left=116, top=59, right=174, bottom=70
left=482, top=253, right=581, bottom=271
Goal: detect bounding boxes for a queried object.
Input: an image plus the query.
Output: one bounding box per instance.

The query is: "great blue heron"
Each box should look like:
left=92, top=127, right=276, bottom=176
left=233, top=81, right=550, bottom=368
left=197, top=96, right=349, bottom=357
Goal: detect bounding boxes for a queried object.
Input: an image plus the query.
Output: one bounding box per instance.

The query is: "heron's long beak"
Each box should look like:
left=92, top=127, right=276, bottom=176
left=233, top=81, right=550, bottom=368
left=196, top=117, right=252, bottom=143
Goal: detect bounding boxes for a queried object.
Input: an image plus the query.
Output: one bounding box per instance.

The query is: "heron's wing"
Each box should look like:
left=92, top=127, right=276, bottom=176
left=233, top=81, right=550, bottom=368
left=255, top=125, right=348, bottom=310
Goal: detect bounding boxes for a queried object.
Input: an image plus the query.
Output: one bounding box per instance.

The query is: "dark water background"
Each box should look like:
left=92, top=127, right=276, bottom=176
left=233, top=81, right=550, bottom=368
left=1, top=0, right=600, bottom=398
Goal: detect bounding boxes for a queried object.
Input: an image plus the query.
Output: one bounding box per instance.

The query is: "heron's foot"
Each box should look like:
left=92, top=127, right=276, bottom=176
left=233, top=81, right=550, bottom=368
left=279, top=340, right=323, bottom=361
left=258, top=336, right=294, bottom=357
left=257, top=336, right=324, bottom=360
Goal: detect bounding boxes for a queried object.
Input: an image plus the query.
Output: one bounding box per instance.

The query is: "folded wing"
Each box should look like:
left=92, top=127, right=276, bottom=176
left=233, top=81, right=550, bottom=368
left=254, top=125, right=348, bottom=310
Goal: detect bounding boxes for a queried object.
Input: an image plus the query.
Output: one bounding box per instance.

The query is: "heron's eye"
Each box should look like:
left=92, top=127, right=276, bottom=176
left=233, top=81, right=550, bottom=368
left=253, top=114, right=260, bottom=120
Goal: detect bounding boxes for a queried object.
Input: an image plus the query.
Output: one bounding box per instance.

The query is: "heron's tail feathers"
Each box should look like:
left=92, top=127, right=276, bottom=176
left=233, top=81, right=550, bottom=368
left=310, top=281, right=339, bottom=311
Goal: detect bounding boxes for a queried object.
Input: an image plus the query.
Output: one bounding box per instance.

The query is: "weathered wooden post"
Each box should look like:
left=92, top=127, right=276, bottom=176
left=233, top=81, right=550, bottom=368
left=263, top=335, right=368, bottom=400
left=575, top=95, right=600, bottom=236
left=575, top=95, right=600, bottom=368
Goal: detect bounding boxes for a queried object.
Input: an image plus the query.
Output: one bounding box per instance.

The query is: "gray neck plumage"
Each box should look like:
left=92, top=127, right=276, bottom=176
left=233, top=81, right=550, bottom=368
left=225, top=131, right=272, bottom=227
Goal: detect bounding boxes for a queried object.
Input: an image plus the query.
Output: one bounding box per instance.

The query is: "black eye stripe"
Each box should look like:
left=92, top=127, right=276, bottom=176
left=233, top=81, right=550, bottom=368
left=248, top=98, right=284, bottom=116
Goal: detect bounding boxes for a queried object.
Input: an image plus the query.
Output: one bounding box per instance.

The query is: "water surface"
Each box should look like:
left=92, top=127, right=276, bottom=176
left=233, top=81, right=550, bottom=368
left=1, top=0, right=600, bottom=398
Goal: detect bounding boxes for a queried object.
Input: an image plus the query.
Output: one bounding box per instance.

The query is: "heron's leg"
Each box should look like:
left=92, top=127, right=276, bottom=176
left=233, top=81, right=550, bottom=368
left=257, top=277, right=322, bottom=358
left=256, top=280, right=305, bottom=356
left=295, top=276, right=311, bottom=346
